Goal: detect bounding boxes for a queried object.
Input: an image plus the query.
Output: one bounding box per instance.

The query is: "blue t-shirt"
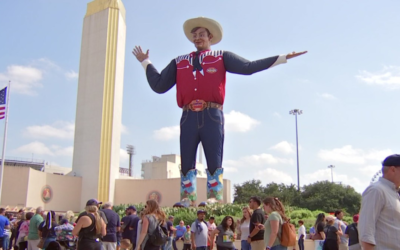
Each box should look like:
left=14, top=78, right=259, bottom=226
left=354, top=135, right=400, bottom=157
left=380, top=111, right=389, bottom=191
left=102, top=209, right=121, bottom=242
left=175, top=225, right=186, bottom=238
left=0, top=215, right=10, bottom=237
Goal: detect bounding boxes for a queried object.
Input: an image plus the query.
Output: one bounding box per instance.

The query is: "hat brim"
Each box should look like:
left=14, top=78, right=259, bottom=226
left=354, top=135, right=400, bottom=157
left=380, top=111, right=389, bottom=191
left=183, top=17, right=223, bottom=45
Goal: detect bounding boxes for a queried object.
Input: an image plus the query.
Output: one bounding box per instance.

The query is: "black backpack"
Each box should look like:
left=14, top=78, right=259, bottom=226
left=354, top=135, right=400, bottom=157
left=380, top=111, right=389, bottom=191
left=148, top=221, right=168, bottom=246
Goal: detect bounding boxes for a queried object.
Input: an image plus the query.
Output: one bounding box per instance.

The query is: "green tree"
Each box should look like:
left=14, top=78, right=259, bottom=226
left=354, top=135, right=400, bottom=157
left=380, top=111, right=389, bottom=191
left=233, top=179, right=265, bottom=203
left=300, top=181, right=361, bottom=215
left=263, top=182, right=301, bottom=205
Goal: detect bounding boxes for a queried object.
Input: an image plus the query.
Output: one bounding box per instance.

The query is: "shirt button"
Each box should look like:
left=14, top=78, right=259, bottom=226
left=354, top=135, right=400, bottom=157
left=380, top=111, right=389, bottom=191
left=194, top=88, right=197, bottom=91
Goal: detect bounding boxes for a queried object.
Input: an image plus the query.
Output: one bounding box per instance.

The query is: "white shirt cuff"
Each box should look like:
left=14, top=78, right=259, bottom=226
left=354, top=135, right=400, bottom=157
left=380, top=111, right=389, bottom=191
left=141, top=59, right=152, bottom=71
left=271, top=54, right=287, bottom=68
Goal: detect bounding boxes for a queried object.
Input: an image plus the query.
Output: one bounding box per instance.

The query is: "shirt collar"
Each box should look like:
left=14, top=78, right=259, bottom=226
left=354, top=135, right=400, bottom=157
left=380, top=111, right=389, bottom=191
left=379, top=177, right=398, bottom=191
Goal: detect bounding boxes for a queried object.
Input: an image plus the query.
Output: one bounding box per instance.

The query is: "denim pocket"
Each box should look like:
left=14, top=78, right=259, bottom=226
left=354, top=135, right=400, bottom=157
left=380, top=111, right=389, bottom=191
left=180, top=111, right=189, bottom=126
left=206, top=108, right=224, bottom=125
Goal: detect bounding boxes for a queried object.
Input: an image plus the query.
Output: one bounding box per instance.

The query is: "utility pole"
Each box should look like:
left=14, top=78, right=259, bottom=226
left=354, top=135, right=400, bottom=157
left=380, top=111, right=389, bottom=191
left=289, top=109, right=303, bottom=191
left=126, top=145, right=135, bottom=177
left=328, top=165, right=335, bottom=183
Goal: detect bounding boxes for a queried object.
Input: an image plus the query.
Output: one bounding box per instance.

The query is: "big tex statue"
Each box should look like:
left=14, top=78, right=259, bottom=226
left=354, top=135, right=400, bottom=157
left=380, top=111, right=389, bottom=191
left=133, top=17, right=306, bottom=206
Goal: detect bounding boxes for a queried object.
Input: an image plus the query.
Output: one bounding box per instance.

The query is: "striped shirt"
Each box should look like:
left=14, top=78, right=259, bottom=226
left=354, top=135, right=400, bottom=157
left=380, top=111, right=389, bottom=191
left=358, top=177, right=400, bottom=249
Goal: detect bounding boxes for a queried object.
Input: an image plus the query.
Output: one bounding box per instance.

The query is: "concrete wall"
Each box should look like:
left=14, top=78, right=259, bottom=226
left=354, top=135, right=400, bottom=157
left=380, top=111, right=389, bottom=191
left=1, top=166, right=82, bottom=212
left=1, top=166, right=30, bottom=206
left=114, top=177, right=231, bottom=206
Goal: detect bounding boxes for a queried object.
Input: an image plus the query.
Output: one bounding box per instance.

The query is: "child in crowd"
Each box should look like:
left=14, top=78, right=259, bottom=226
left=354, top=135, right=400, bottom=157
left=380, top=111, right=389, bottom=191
left=183, top=225, right=191, bottom=250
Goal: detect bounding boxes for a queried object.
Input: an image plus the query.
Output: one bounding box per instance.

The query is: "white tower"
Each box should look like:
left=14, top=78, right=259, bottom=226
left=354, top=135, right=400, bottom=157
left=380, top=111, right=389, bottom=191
left=72, top=0, right=126, bottom=207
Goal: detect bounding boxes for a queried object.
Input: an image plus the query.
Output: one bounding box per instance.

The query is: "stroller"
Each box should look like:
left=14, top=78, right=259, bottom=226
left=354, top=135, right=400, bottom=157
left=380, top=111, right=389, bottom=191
left=55, top=223, right=77, bottom=250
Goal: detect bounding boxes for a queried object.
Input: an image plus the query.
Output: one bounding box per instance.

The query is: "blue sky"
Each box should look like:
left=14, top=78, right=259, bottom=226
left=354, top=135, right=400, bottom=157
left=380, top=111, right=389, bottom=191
left=1, top=0, right=399, bottom=194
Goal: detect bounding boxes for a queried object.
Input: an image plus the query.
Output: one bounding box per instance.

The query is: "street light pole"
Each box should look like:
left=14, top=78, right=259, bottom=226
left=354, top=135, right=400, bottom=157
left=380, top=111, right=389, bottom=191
left=289, top=109, right=302, bottom=191
left=327, top=165, right=335, bottom=183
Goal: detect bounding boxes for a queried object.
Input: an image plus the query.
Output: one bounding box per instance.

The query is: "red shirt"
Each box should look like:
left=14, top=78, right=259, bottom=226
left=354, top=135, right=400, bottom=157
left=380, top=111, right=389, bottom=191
left=175, top=50, right=226, bottom=107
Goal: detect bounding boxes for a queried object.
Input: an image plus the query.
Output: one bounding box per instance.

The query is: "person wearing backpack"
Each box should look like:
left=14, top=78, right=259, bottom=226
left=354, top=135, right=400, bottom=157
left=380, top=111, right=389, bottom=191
left=344, top=215, right=360, bottom=250
left=136, top=200, right=168, bottom=250
left=255, top=197, right=293, bottom=250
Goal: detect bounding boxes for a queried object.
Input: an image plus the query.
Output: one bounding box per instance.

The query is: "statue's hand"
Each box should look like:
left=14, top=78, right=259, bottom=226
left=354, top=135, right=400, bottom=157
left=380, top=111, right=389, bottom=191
left=132, top=46, right=149, bottom=62
left=286, top=51, right=307, bottom=59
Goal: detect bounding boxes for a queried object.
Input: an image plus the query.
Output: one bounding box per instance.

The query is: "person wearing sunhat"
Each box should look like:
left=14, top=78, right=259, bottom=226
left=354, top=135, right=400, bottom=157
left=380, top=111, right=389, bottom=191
left=133, top=17, right=307, bottom=207
left=358, top=154, right=400, bottom=250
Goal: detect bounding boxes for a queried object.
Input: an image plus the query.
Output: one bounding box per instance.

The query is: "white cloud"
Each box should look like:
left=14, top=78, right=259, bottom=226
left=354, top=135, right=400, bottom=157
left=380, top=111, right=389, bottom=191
left=270, top=141, right=295, bottom=154
left=356, top=66, right=400, bottom=89
left=318, top=145, right=392, bottom=165
left=121, top=124, right=129, bottom=134
left=15, top=141, right=73, bottom=157
left=302, top=169, right=367, bottom=193
left=51, top=145, right=74, bottom=156
left=224, top=153, right=293, bottom=169
left=224, top=167, right=238, bottom=173
left=0, top=65, right=43, bottom=95
left=255, top=168, right=294, bottom=185
left=153, top=125, right=179, bottom=141
left=225, top=110, right=260, bottom=132
left=65, top=70, right=78, bottom=79
left=120, top=148, right=129, bottom=163
left=273, top=112, right=282, bottom=118
left=317, top=93, right=337, bottom=100
left=15, top=141, right=54, bottom=156
left=24, top=121, right=75, bottom=140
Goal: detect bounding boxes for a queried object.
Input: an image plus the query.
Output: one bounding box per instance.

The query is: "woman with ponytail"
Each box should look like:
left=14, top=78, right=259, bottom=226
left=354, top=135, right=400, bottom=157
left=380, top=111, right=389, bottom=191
left=255, top=197, right=288, bottom=250
left=38, top=210, right=58, bottom=249
left=72, top=199, right=106, bottom=250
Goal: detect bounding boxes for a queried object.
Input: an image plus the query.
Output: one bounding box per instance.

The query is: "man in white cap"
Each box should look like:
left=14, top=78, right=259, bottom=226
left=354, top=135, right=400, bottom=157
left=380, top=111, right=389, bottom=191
left=133, top=17, right=306, bottom=206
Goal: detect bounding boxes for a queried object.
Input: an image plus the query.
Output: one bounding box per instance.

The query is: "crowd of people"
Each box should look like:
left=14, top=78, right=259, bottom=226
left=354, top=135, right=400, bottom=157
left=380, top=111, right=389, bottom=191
left=0, top=197, right=361, bottom=250
left=1, top=154, right=399, bottom=250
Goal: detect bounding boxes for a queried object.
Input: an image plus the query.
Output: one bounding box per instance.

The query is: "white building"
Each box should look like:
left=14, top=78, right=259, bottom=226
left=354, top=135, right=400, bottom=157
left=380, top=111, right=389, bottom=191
left=141, top=154, right=207, bottom=179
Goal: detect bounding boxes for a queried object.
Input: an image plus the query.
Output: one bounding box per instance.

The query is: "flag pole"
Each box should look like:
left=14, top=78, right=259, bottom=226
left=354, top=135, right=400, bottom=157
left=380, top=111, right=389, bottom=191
left=0, top=81, right=11, bottom=203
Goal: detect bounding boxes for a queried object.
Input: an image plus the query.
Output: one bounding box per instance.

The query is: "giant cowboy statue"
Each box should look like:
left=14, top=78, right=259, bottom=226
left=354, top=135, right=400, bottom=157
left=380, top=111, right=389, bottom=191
left=133, top=17, right=307, bottom=206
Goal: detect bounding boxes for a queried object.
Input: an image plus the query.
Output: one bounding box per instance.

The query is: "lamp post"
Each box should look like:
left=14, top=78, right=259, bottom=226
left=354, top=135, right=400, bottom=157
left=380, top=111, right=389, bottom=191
left=126, top=145, right=135, bottom=177
left=327, top=165, right=335, bottom=183
left=289, top=109, right=302, bottom=191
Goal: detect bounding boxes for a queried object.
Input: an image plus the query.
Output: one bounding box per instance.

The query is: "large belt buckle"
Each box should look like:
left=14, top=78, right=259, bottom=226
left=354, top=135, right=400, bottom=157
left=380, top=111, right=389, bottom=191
left=189, top=100, right=206, bottom=112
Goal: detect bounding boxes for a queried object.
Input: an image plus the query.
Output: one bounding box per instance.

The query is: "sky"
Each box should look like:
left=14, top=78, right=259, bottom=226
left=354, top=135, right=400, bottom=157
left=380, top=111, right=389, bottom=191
left=1, top=0, right=399, bottom=195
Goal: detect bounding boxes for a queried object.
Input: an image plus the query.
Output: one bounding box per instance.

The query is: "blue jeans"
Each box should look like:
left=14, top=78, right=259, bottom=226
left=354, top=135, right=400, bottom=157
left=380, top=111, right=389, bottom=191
left=162, top=236, right=173, bottom=250
left=1, top=235, right=9, bottom=250
left=241, top=240, right=251, bottom=250
left=298, top=238, right=304, bottom=250
left=180, top=108, right=224, bottom=175
left=196, top=247, right=207, bottom=250
left=270, top=245, right=286, bottom=250
left=44, top=236, right=57, bottom=249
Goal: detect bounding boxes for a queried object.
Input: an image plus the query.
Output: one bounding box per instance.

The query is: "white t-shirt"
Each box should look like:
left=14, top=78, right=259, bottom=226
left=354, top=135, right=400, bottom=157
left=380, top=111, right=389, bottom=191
left=298, top=225, right=306, bottom=239
left=207, top=221, right=216, bottom=231
left=240, top=220, right=250, bottom=240
left=191, top=221, right=208, bottom=247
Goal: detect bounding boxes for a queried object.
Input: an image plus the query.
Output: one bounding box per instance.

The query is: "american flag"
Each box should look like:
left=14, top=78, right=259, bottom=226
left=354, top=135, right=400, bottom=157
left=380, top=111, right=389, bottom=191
left=0, top=87, right=7, bottom=120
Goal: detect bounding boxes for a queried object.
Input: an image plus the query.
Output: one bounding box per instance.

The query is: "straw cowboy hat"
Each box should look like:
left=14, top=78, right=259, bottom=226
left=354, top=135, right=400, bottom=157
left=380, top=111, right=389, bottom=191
left=183, top=17, right=223, bottom=45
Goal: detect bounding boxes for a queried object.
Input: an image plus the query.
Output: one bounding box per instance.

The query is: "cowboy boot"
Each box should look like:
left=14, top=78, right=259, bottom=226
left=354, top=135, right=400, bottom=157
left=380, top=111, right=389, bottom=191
left=180, top=169, right=197, bottom=207
left=206, top=168, right=224, bottom=203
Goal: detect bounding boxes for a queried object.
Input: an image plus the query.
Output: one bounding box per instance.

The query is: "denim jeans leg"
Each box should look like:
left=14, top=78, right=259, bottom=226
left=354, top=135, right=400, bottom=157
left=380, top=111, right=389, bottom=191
left=180, top=110, right=201, bottom=175
left=200, top=108, right=224, bottom=175
left=241, top=240, right=251, bottom=250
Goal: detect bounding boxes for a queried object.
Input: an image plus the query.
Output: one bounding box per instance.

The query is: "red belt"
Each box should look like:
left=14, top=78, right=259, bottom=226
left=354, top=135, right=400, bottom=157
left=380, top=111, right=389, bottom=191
left=182, top=100, right=223, bottom=112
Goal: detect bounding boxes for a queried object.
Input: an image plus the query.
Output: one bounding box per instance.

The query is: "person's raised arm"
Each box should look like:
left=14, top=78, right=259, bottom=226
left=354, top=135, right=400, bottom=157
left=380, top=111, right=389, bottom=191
left=223, top=51, right=307, bottom=75
left=132, top=46, right=176, bottom=94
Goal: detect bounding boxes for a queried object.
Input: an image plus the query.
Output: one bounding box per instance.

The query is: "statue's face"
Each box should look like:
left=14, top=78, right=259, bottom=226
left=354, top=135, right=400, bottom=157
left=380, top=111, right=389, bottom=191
left=191, top=27, right=213, bottom=51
